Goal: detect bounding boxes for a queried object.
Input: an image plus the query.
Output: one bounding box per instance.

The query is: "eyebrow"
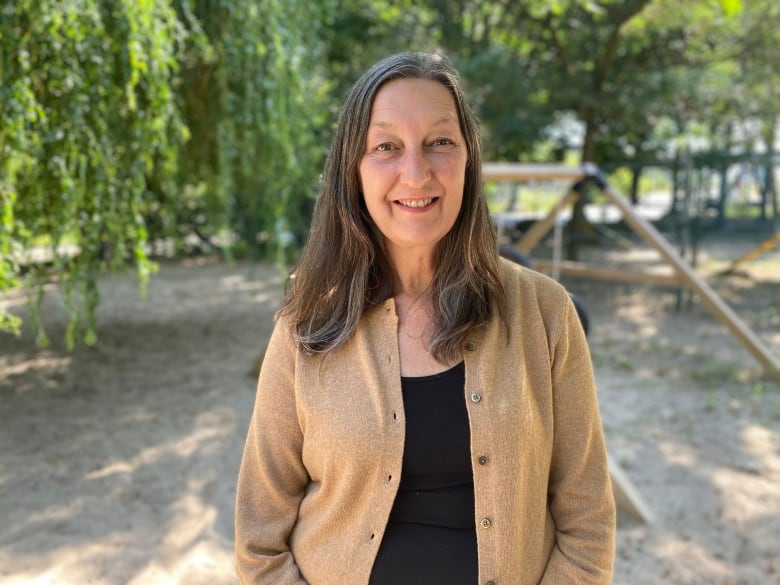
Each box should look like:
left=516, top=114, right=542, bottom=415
left=368, top=115, right=459, bottom=130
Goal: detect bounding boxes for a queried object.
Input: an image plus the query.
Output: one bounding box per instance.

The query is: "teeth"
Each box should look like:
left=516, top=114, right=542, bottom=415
left=398, top=198, right=433, bottom=208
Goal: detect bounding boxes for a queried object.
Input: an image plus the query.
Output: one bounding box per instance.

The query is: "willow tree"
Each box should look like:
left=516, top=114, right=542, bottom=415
left=1, top=0, right=186, bottom=347
left=2, top=0, right=329, bottom=347
left=168, top=0, right=330, bottom=261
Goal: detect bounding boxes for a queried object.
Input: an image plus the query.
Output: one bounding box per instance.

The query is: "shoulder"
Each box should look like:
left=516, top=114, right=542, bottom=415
left=265, top=304, right=391, bottom=369
left=496, top=256, right=578, bottom=345
left=256, top=312, right=312, bottom=380
left=498, top=256, right=570, bottom=306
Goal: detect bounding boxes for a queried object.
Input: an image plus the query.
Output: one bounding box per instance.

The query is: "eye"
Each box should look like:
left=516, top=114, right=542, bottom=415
left=429, top=137, right=457, bottom=151
left=375, top=142, right=395, bottom=152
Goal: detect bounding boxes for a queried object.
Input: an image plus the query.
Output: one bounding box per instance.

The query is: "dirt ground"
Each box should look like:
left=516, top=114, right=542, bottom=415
left=1, top=233, right=779, bottom=584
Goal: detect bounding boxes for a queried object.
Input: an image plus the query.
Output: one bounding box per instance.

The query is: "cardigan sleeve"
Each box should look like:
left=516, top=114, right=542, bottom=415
left=235, top=316, right=310, bottom=585
left=540, top=293, right=616, bottom=585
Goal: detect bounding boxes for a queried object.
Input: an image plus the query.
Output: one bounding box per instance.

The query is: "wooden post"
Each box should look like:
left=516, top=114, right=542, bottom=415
left=515, top=190, right=580, bottom=254
left=608, top=454, right=654, bottom=524
left=602, top=184, right=780, bottom=381
left=717, top=232, right=780, bottom=275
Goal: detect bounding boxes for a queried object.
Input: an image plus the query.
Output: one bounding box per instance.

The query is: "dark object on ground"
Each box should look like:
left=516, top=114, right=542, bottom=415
left=498, top=244, right=590, bottom=337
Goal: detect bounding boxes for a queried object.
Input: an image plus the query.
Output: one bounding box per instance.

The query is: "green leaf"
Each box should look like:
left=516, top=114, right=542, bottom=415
left=721, top=0, right=742, bottom=16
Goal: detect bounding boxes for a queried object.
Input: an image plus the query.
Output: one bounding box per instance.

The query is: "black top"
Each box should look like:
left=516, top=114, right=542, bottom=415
left=368, top=361, right=478, bottom=584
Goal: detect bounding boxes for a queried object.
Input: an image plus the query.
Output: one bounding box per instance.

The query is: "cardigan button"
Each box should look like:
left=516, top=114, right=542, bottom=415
left=486, top=581, right=496, bottom=585
left=470, top=392, right=482, bottom=403
left=465, top=341, right=478, bottom=351
left=480, top=518, right=491, bottom=528
left=478, top=455, right=489, bottom=465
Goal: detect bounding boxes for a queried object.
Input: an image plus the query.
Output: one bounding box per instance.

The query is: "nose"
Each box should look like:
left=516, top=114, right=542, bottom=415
left=399, top=147, right=431, bottom=188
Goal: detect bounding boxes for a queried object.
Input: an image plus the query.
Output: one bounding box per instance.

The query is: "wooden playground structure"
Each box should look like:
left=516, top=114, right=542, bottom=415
left=483, top=162, right=780, bottom=524
left=483, top=162, right=780, bottom=382
left=716, top=232, right=780, bottom=276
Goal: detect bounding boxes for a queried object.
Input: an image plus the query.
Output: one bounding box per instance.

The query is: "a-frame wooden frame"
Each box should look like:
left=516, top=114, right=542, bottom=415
left=483, top=162, right=780, bottom=525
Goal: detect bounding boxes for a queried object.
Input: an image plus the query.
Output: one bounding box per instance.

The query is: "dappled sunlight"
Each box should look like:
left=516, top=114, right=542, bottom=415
left=712, top=467, right=780, bottom=524
left=0, top=282, right=60, bottom=312
left=152, top=269, right=283, bottom=313
left=0, top=503, right=235, bottom=585
left=85, top=408, right=235, bottom=481
left=620, top=318, right=660, bottom=339
left=16, top=500, right=81, bottom=531
left=161, top=489, right=217, bottom=551
left=0, top=354, right=73, bottom=394
left=125, top=476, right=235, bottom=584
left=250, top=290, right=280, bottom=304
left=0, top=539, right=127, bottom=585
left=740, top=424, right=780, bottom=470
left=0, top=291, right=27, bottom=311
left=707, top=423, right=780, bottom=525
left=217, top=273, right=281, bottom=294
left=0, top=355, right=72, bottom=380
left=127, top=539, right=235, bottom=585
left=1, top=402, right=240, bottom=585
left=122, top=479, right=235, bottom=584
left=658, top=440, right=697, bottom=467
left=626, top=365, right=665, bottom=380
left=651, top=534, right=734, bottom=582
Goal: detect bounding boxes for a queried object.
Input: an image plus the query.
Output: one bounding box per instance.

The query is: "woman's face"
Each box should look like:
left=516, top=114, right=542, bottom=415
left=358, top=78, right=467, bottom=260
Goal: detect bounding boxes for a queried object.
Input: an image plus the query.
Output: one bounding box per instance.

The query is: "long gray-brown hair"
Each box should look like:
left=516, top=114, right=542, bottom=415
left=279, top=51, right=506, bottom=361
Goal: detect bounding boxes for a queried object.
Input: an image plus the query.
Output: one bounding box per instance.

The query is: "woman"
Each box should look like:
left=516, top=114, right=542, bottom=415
left=235, top=52, right=615, bottom=585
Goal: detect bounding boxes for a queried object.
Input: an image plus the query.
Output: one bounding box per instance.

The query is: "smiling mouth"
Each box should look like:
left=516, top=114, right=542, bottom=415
left=396, top=197, right=437, bottom=208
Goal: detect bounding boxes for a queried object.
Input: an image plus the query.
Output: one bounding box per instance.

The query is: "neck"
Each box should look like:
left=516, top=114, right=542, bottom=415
left=388, top=247, right=436, bottom=298
left=394, top=259, right=434, bottom=298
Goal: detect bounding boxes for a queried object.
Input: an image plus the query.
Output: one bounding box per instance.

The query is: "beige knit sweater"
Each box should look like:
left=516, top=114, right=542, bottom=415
left=235, top=259, right=615, bottom=585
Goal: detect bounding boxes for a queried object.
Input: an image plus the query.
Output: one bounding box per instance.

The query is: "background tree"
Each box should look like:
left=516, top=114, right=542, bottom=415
left=3, top=0, right=774, bottom=346
left=429, top=0, right=747, bottom=256
left=719, top=0, right=779, bottom=222
left=1, top=0, right=185, bottom=346
left=320, top=0, right=431, bottom=104
left=1, top=0, right=330, bottom=346
left=167, top=0, right=330, bottom=260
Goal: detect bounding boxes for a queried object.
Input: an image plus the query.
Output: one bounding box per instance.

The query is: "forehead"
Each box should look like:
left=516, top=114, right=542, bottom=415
left=368, top=78, right=460, bottom=126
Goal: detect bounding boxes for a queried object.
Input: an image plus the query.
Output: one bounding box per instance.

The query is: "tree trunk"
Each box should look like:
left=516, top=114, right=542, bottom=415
left=761, top=117, right=777, bottom=225
left=567, top=113, right=599, bottom=261
left=629, top=166, right=643, bottom=205
left=670, top=150, right=681, bottom=216
left=716, top=165, right=729, bottom=230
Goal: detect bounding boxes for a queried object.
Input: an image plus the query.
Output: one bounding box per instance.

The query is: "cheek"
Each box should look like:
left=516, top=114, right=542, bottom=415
left=357, top=163, right=366, bottom=193
left=435, top=152, right=467, bottom=181
left=358, top=161, right=393, bottom=201
left=443, top=167, right=467, bottom=202
left=357, top=174, right=381, bottom=223
left=358, top=162, right=375, bottom=195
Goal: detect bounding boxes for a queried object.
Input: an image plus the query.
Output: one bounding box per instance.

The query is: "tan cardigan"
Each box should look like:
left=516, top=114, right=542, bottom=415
left=235, top=259, right=615, bottom=585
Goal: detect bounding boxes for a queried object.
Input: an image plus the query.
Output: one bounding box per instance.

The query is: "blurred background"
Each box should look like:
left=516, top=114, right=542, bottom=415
left=1, top=1, right=778, bottom=584
left=1, top=0, right=777, bottom=344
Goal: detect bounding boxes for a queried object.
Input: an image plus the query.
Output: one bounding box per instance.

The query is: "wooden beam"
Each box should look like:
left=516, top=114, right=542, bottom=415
left=602, top=184, right=780, bottom=380
left=609, top=454, right=654, bottom=525
left=533, top=260, right=682, bottom=287
left=717, top=232, right=780, bottom=275
left=482, top=163, right=585, bottom=183
left=483, top=163, right=656, bottom=523
left=515, top=190, right=580, bottom=254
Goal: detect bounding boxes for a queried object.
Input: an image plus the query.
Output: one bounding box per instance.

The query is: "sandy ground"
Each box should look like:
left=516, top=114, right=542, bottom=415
left=1, top=234, right=779, bottom=584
